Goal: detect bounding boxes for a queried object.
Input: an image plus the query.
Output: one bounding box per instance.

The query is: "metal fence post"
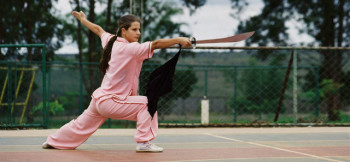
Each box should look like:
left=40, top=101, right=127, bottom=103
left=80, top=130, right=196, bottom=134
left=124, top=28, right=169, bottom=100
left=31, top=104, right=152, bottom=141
left=233, top=67, right=237, bottom=123
left=204, top=70, right=208, bottom=96
left=259, top=69, right=262, bottom=121
left=201, top=70, right=209, bottom=124
left=7, top=61, right=12, bottom=124
left=48, top=63, right=51, bottom=120
left=13, top=62, right=17, bottom=123
left=293, top=50, right=298, bottom=125
left=42, top=45, right=48, bottom=128
left=201, top=96, right=209, bottom=125
left=315, top=67, right=320, bottom=118
left=79, top=63, right=84, bottom=114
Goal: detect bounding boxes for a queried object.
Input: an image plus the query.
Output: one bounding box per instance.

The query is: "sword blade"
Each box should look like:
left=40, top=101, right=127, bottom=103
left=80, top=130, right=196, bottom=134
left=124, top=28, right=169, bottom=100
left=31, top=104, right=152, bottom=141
left=195, top=31, right=255, bottom=44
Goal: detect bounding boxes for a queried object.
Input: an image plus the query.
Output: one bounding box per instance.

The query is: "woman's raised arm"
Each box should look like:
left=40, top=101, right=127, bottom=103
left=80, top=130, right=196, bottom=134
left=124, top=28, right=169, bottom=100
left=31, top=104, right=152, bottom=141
left=72, top=11, right=105, bottom=38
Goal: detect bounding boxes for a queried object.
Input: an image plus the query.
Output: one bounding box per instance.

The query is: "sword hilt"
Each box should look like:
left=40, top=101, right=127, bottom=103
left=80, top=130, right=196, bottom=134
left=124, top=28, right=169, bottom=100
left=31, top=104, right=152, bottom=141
left=190, top=37, right=196, bottom=49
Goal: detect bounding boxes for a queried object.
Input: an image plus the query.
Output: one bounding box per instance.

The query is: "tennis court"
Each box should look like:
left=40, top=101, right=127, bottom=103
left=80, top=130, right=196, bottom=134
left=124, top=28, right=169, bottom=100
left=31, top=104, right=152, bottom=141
left=0, top=127, right=349, bottom=162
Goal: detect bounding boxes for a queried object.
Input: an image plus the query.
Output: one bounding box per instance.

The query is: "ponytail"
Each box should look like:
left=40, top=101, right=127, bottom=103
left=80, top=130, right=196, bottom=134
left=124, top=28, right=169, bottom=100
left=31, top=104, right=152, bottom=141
left=99, top=36, right=117, bottom=75
left=99, top=15, right=140, bottom=75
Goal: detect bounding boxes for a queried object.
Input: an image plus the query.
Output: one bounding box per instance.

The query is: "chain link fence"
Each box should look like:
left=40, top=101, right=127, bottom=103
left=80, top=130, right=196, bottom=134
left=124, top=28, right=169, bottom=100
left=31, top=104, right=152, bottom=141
left=1, top=46, right=349, bottom=128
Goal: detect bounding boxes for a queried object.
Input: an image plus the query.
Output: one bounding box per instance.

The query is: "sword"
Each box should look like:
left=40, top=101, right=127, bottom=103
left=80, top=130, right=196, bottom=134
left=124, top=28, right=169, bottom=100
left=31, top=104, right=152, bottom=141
left=191, top=31, right=255, bottom=48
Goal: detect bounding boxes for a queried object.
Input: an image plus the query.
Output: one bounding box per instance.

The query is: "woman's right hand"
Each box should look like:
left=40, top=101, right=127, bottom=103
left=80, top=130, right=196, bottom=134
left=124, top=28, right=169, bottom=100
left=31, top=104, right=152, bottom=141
left=72, top=11, right=86, bottom=22
left=177, top=37, right=192, bottom=47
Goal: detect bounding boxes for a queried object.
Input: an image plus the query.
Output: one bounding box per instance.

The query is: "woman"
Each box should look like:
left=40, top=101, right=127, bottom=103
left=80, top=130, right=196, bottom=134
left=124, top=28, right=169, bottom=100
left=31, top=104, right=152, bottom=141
left=42, top=11, right=192, bottom=152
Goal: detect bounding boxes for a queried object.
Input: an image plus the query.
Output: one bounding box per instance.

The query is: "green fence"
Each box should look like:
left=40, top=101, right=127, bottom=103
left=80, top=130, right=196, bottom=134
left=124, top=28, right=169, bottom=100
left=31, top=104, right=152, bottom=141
left=0, top=44, right=48, bottom=128
left=0, top=45, right=349, bottom=128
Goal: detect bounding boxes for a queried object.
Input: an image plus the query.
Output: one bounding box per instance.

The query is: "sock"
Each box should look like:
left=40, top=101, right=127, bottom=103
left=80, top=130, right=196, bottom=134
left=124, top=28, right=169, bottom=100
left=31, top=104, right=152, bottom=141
left=137, top=142, right=149, bottom=146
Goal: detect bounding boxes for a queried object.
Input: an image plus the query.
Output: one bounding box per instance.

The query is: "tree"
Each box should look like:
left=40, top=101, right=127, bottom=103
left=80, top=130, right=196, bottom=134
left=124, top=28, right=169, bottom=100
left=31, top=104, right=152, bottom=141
left=0, top=0, right=64, bottom=61
left=231, top=0, right=350, bottom=121
left=182, top=0, right=207, bottom=15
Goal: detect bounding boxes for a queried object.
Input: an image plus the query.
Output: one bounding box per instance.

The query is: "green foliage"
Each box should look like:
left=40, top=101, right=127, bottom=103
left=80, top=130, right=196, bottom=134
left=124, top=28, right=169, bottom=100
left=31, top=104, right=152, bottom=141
left=57, top=91, right=81, bottom=112
left=300, top=78, right=345, bottom=101
left=229, top=95, right=280, bottom=115
left=232, top=0, right=289, bottom=62
left=319, top=79, right=344, bottom=98
left=232, top=0, right=350, bottom=47
left=32, top=100, right=64, bottom=115
left=181, top=0, right=207, bottom=15
left=299, top=90, right=316, bottom=103
left=226, top=57, right=286, bottom=114
left=0, top=0, right=64, bottom=61
left=342, top=72, right=350, bottom=105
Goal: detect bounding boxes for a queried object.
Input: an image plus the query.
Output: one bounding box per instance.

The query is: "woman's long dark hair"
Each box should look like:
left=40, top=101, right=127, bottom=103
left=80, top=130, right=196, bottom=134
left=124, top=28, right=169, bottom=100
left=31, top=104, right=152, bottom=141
left=99, top=15, right=141, bottom=75
left=99, top=35, right=117, bottom=75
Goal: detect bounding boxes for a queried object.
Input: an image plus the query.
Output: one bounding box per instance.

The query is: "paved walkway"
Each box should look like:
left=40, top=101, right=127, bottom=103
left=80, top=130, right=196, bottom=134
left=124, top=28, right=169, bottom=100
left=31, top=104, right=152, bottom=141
left=0, top=127, right=349, bottom=161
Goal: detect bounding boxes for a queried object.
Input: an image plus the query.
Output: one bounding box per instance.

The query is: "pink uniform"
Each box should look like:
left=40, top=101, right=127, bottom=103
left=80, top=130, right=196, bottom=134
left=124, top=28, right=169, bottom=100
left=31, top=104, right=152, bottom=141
left=46, top=32, right=157, bottom=149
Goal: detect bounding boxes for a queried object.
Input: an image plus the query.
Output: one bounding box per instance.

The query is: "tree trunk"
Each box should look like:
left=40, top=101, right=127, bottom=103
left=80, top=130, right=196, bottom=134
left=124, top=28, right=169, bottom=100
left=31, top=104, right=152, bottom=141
left=25, top=21, right=33, bottom=61
left=105, top=0, right=113, bottom=32
left=75, top=0, right=83, bottom=66
left=74, top=0, right=89, bottom=91
left=87, top=0, right=97, bottom=95
left=337, top=0, right=344, bottom=47
left=321, top=1, right=341, bottom=121
left=24, top=1, right=34, bottom=123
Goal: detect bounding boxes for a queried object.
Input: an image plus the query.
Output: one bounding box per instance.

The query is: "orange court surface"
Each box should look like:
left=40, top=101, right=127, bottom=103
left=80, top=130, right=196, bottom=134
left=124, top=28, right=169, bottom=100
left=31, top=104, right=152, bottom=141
left=0, top=127, right=349, bottom=162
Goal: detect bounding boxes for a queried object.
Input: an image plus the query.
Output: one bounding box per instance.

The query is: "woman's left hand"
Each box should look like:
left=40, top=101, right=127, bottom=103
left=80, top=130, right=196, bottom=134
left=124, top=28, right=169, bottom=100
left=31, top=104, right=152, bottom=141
left=72, top=11, right=86, bottom=22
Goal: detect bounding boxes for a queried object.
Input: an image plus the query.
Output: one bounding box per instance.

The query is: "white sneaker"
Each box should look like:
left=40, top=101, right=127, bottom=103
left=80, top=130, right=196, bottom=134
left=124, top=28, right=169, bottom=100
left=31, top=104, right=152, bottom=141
left=42, top=142, right=54, bottom=149
left=136, top=142, right=163, bottom=152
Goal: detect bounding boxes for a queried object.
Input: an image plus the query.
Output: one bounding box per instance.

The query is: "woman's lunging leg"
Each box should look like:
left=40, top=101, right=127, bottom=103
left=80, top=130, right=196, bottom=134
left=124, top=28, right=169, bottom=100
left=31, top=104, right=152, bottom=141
left=45, top=99, right=107, bottom=149
left=97, top=96, right=158, bottom=143
left=134, top=105, right=158, bottom=143
left=134, top=105, right=162, bottom=152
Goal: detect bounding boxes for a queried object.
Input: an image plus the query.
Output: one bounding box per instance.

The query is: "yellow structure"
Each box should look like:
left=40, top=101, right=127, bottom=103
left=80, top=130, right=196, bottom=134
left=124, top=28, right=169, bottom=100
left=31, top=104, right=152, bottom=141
left=0, top=67, right=37, bottom=124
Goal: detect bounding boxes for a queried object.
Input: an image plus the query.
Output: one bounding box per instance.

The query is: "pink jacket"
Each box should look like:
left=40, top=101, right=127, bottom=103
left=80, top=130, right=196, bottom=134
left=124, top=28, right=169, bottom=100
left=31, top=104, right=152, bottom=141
left=92, top=32, right=154, bottom=100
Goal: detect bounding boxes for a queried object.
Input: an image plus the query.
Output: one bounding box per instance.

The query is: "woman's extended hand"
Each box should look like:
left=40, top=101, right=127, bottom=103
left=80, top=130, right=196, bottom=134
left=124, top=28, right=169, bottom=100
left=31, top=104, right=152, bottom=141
left=71, top=11, right=105, bottom=38
left=177, top=37, right=192, bottom=47
left=72, top=11, right=86, bottom=22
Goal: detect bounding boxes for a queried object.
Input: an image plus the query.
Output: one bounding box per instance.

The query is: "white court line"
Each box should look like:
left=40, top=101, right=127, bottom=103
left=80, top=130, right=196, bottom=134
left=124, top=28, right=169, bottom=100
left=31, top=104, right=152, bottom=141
left=164, top=156, right=336, bottom=162
left=204, top=133, right=344, bottom=162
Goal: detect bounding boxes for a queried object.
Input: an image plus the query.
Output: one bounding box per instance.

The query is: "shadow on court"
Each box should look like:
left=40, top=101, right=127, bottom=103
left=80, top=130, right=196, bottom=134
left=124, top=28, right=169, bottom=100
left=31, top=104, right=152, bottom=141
left=0, top=127, right=349, bottom=162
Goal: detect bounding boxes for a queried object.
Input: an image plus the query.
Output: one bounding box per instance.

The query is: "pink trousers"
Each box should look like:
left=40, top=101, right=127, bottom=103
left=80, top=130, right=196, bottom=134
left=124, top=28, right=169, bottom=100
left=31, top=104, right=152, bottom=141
left=45, top=95, right=158, bottom=149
